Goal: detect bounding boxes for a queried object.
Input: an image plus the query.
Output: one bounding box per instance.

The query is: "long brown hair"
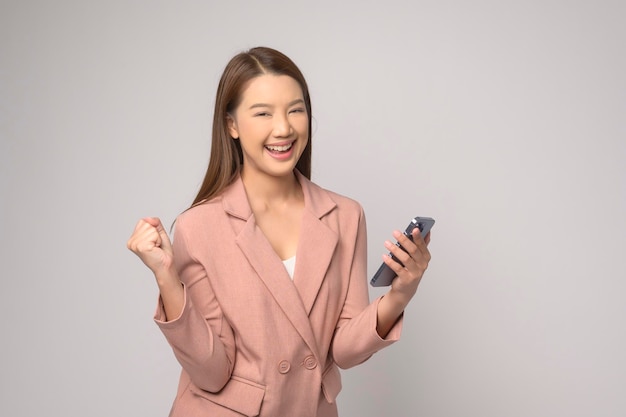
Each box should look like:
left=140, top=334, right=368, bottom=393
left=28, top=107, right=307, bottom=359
left=190, top=47, right=313, bottom=208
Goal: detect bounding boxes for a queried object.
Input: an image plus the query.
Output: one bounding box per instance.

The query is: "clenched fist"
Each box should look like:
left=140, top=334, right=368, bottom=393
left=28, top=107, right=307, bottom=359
left=127, top=217, right=174, bottom=276
left=127, top=217, right=183, bottom=320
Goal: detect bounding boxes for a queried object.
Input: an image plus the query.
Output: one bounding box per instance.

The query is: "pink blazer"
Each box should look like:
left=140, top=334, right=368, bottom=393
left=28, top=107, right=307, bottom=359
left=155, top=171, right=402, bottom=417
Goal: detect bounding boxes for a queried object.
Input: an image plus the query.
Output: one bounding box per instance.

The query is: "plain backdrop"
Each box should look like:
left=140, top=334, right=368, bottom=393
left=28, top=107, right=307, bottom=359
left=1, top=1, right=625, bottom=416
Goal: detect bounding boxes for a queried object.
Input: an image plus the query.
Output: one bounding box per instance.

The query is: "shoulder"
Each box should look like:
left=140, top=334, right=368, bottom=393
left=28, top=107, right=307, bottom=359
left=302, top=176, right=365, bottom=221
left=173, top=196, right=225, bottom=238
left=305, top=180, right=368, bottom=243
left=325, top=188, right=363, bottom=215
left=178, top=197, right=223, bottom=223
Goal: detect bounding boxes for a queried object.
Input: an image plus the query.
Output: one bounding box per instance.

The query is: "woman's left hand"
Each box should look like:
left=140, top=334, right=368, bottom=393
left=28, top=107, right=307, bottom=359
left=375, top=228, right=431, bottom=338
left=383, top=227, right=431, bottom=302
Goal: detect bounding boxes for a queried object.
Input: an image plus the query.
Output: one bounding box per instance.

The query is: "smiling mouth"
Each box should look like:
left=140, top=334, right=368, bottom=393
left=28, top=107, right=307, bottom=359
left=265, top=142, right=294, bottom=153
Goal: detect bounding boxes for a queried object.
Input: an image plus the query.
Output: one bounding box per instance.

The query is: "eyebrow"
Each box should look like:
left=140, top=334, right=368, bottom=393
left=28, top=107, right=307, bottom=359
left=248, top=99, right=305, bottom=110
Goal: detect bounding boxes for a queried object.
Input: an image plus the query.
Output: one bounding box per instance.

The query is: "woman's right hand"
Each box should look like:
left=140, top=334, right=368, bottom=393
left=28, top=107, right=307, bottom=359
left=127, top=217, right=174, bottom=277
left=128, top=217, right=184, bottom=321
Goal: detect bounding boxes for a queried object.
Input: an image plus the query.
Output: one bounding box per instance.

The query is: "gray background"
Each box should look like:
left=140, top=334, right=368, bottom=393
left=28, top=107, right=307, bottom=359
left=1, top=1, right=625, bottom=416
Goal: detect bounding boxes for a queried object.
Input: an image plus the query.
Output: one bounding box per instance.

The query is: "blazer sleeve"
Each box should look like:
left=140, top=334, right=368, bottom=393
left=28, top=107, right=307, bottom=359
left=153, top=215, right=235, bottom=392
left=331, top=206, right=403, bottom=369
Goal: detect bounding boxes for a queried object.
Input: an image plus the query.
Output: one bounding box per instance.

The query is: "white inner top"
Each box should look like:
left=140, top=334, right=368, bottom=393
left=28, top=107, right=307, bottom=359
left=282, top=255, right=296, bottom=280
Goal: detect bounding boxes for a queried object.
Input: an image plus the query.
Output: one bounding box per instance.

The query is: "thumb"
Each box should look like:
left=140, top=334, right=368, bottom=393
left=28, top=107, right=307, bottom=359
left=142, top=216, right=163, bottom=228
left=141, top=217, right=173, bottom=250
left=154, top=221, right=173, bottom=251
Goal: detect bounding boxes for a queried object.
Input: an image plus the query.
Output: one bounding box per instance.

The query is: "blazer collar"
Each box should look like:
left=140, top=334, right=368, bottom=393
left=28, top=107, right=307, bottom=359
left=222, top=170, right=339, bottom=360
left=221, top=170, right=337, bottom=222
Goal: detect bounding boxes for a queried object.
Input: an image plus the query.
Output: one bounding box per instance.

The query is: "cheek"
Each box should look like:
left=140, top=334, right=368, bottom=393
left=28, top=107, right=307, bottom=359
left=236, top=120, right=262, bottom=138
left=296, top=117, right=309, bottom=137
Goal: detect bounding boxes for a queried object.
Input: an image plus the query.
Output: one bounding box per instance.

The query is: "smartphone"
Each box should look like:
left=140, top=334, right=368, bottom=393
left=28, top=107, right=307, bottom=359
left=370, top=216, right=435, bottom=287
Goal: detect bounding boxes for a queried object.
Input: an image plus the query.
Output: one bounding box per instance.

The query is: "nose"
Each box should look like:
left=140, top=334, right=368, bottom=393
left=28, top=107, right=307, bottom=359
left=273, top=113, right=293, bottom=137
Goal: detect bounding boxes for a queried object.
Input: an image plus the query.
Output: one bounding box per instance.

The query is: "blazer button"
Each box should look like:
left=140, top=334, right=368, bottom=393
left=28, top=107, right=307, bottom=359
left=303, top=355, right=317, bottom=370
left=278, top=360, right=291, bottom=374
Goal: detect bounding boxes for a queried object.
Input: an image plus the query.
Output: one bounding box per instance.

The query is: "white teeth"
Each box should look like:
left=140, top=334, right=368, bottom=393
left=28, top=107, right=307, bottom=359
left=266, top=143, right=292, bottom=152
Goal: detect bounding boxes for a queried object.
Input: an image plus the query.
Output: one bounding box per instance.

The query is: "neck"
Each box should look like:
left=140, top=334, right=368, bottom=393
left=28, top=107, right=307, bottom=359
left=241, top=169, right=302, bottom=209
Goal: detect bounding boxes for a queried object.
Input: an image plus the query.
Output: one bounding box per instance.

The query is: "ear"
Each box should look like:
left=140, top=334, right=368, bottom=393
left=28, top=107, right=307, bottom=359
left=226, top=114, right=239, bottom=139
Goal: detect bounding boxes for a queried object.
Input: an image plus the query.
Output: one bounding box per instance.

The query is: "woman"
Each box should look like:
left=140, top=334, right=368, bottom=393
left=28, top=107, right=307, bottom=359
left=127, top=46, right=431, bottom=417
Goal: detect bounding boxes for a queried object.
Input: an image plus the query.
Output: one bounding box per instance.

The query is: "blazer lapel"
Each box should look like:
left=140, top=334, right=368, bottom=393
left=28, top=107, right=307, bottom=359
left=292, top=172, right=338, bottom=315
left=236, top=218, right=321, bottom=353
left=223, top=174, right=335, bottom=359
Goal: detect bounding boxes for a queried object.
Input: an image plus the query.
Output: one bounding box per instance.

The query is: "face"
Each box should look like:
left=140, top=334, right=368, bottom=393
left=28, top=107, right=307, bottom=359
left=227, top=74, right=309, bottom=180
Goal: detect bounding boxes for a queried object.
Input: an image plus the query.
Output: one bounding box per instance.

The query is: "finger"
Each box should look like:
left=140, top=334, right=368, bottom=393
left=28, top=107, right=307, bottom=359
left=390, top=229, right=431, bottom=271
left=155, top=222, right=173, bottom=251
left=396, top=229, right=427, bottom=262
left=382, top=252, right=406, bottom=275
left=140, top=217, right=172, bottom=250
left=142, top=217, right=163, bottom=228
left=131, top=218, right=149, bottom=234
left=130, top=218, right=157, bottom=238
left=394, top=229, right=418, bottom=252
left=128, top=227, right=160, bottom=252
left=424, top=231, right=431, bottom=246
left=384, top=239, right=413, bottom=267
left=138, top=231, right=161, bottom=252
left=409, top=228, right=430, bottom=257
left=127, top=219, right=162, bottom=251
